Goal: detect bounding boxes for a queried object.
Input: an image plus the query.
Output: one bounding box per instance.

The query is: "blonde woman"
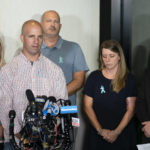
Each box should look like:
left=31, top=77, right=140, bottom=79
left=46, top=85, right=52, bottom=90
left=0, top=39, right=5, bottom=149
left=83, top=40, right=137, bottom=150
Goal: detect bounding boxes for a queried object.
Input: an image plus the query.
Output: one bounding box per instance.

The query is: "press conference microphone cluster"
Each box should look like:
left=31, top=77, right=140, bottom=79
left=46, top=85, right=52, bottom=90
left=8, top=89, right=78, bottom=150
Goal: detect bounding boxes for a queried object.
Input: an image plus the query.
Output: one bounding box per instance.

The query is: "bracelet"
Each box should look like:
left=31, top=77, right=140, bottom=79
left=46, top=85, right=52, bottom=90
left=97, top=128, right=103, bottom=136
left=114, top=129, right=119, bottom=136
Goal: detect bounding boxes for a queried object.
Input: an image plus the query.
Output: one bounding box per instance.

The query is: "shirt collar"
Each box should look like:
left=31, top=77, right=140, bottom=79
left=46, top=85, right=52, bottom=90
left=41, top=36, right=63, bottom=50
left=20, top=52, right=43, bottom=64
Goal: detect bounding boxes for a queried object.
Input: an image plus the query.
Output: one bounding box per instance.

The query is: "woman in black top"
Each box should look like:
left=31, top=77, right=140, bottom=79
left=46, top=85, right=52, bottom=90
left=83, top=40, right=137, bottom=150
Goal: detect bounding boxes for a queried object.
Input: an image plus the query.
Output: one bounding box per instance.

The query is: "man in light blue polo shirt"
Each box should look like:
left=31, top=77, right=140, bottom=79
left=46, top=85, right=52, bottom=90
left=41, top=10, right=89, bottom=105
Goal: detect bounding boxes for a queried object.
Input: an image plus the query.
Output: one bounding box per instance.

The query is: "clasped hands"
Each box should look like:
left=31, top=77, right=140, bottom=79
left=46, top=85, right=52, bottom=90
left=100, top=129, right=118, bottom=143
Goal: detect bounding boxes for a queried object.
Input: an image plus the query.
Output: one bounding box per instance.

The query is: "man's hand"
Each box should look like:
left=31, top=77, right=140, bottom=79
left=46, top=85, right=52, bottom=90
left=142, top=121, right=150, bottom=138
left=15, top=133, right=21, bottom=140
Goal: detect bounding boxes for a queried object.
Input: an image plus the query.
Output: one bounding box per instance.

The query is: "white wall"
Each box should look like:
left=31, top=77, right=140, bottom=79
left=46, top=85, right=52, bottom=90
left=0, top=0, right=99, bottom=149
left=0, top=0, right=99, bottom=72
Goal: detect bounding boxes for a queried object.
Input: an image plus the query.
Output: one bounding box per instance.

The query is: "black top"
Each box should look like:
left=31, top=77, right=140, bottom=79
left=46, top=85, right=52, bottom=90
left=83, top=70, right=137, bottom=150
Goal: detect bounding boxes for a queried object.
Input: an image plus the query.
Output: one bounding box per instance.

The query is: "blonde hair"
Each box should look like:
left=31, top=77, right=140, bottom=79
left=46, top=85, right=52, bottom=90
left=100, top=40, right=128, bottom=92
left=0, top=39, right=5, bottom=68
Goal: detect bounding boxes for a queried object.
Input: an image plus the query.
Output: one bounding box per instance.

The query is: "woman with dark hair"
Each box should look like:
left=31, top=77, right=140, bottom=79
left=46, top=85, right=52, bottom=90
left=83, top=40, right=137, bottom=150
left=0, top=39, right=5, bottom=149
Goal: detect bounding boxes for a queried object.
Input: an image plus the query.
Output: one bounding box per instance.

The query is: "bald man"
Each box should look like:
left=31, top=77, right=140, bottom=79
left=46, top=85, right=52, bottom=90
left=41, top=10, right=89, bottom=106
left=0, top=20, right=68, bottom=150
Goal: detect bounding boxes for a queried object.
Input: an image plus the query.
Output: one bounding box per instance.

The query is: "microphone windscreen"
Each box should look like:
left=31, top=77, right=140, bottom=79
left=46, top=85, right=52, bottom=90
left=47, top=96, right=56, bottom=103
left=9, top=110, right=16, bottom=119
left=26, top=89, right=35, bottom=103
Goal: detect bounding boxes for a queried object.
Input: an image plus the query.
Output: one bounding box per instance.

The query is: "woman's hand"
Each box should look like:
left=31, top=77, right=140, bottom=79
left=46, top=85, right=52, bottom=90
left=101, top=129, right=118, bottom=143
left=101, top=129, right=110, bottom=140
left=106, top=130, right=118, bottom=143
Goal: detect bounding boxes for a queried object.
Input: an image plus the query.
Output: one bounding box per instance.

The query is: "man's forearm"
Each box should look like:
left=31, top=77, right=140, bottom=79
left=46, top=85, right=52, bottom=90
left=67, top=71, right=85, bottom=96
left=67, top=79, right=83, bottom=96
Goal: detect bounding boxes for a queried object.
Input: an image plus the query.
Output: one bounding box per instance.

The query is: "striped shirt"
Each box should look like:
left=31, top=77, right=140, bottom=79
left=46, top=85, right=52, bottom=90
left=0, top=52, right=68, bottom=142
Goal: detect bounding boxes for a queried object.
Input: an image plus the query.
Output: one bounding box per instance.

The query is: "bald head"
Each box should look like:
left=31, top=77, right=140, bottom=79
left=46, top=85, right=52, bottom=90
left=20, top=19, right=43, bottom=61
left=41, top=10, right=62, bottom=38
left=21, top=19, right=43, bottom=35
left=41, top=10, right=60, bottom=23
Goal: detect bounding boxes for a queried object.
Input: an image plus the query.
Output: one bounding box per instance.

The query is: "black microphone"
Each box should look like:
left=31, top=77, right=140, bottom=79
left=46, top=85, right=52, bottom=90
left=36, top=96, right=47, bottom=118
left=9, top=110, right=16, bottom=119
left=9, top=110, right=16, bottom=139
left=9, top=110, right=21, bottom=150
left=64, top=100, right=71, bottom=106
left=26, top=89, right=36, bottom=115
left=47, top=96, right=56, bottom=103
left=26, top=89, right=35, bottom=103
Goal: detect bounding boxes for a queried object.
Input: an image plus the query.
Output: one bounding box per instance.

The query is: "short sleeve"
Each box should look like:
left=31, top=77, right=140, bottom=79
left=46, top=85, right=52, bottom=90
left=73, top=43, right=89, bottom=73
left=83, top=72, right=96, bottom=98
left=126, top=74, right=137, bottom=97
